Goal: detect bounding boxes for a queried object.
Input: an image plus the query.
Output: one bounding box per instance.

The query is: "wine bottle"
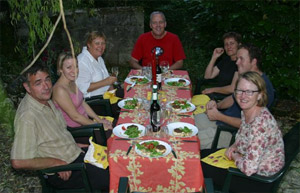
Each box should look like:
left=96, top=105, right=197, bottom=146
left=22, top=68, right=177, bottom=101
left=150, top=90, right=160, bottom=132
left=156, top=62, right=162, bottom=90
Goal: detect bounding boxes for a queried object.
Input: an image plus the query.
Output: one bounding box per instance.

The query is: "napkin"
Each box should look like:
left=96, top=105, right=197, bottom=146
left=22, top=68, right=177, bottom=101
left=191, top=94, right=210, bottom=114
left=84, top=137, right=109, bottom=169
left=96, top=116, right=114, bottom=131
left=103, top=89, right=121, bottom=104
left=201, top=148, right=237, bottom=169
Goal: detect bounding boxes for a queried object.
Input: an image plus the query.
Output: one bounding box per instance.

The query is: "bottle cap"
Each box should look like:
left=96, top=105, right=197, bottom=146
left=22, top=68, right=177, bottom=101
left=153, top=85, right=158, bottom=89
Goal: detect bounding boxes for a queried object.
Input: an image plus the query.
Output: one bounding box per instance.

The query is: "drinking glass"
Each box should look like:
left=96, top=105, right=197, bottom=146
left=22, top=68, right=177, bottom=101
left=151, top=110, right=164, bottom=137
left=111, top=66, right=119, bottom=85
left=160, top=61, right=170, bottom=73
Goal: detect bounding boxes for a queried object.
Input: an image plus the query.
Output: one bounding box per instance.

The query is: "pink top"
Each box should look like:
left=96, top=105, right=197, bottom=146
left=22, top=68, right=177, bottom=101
left=234, top=107, right=285, bottom=176
left=55, top=89, right=88, bottom=127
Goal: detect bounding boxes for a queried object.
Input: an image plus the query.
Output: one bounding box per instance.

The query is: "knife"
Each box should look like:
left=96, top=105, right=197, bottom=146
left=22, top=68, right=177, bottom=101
left=127, top=81, right=136, bottom=92
left=116, top=138, right=130, bottom=140
left=171, top=149, right=177, bottom=159
left=177, top=114, right=191, bottom=117
left=182, top=140, right=198, bottom=143
left=126, top=145, right=133, bottom=155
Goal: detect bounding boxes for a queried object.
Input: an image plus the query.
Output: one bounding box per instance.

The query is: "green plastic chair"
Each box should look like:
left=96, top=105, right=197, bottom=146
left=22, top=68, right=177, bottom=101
left=214, top=122, right=300, bottom=193
left=85, top=95, right=113, bottom=117
left=38, top=123, right=106, bottom=193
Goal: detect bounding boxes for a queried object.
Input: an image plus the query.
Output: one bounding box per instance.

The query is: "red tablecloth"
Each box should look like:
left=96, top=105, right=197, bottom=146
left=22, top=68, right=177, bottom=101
left=108, top=70, right=204, bottom=193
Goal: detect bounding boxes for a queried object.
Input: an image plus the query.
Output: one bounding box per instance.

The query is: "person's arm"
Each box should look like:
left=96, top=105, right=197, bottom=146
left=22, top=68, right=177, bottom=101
left=87, top=76, right=116, bottom=92
left=53, top=87, right=95, bottom=126
left=217, top=95, right=234, bottom=109
left=202, top=71, right=239, bottom=95
left=82, top=101, right=112, bottom=130
left=11, top=158, right=71, bottom=181
left=129, top=57, right=142, bottom=69
left=204, top=48, right=224, bottom=79
left=169, top=60, right=183, bottom=70
left=206, top=107, right=241, bottom=128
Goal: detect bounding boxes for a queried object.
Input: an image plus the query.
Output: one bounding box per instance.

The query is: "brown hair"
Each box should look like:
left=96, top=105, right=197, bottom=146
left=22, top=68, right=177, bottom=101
left=56, top=52, right=77, bottom=76
left=235, top=71, right=268, bottom=107
left=222, top=32, right=242, bottom=44
left=86, top=31, right=106, bottom=46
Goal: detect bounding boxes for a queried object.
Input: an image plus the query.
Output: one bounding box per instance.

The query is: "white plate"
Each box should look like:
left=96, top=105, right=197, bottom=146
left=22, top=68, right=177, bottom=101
left=135, top=140, right=171, bottom=158
left=125, top=76, right=150, bottom=85
left=113, top=123, right=145, bottom=139
left=164, top=78, right=190, bottom=87
left=118, top=98, right=142, bottom=109
left=167, top=122, right=198, bottom=137
left=166, top=100, right=196, bottom=113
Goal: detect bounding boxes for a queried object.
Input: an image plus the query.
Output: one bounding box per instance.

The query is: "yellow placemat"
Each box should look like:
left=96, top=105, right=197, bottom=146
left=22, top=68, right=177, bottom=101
left=84, top=137, right=109, bottom=169
left=201, top=148, right=237, bottom=169
left=192, top=94, right=210, bottom=114
left=103, top=89, right=121, bottom=104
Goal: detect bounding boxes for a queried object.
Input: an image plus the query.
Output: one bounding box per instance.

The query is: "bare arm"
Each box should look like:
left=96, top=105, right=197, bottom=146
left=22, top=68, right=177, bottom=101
left=206, top=107, right=241, bottom=128
left=204, top=48, right=224, bottom=79
left=169, top=60, right=183, bottom=70
left=53, top=86, right=95, bottom=126
left=129, top=57, right=142, bottom=69
left=11, top=158, right=71, bottom=181
left=217, top=95, right=234, bottom=109
left=88, top=76, right=116, bottom=92
left=202, top=71, right=239, bottom=95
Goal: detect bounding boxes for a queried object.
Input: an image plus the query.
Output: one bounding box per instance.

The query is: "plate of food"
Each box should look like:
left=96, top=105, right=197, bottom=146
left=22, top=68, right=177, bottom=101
left=167, top=100, right=195, bottom=113
left=164, top=78, right=190, bottom=87
left=135, top=140, right=171, bottom=158
left=118, top=98, right=142, bottom=109
left=167, top=122, right=198, bottom=137
left=113, top=123, right=145, bottom=139
left=125, top=76, right=150, bottom=85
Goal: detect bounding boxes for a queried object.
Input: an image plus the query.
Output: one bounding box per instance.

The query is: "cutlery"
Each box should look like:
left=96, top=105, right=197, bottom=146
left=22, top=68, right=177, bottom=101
left=182, top=140, right=198, bottom=143
left=126, top=145, right=132, bottom=155
left=116, top=138, right=131, bottom=140
left=177, top=114, right=191, bottom=117
left=178, top=87, right=190, bottom=90
left=171, top=149, right=177, bottom=159
left=127, top=81, right=136, bottom=92
left=117, top=110, right=130, bottom=113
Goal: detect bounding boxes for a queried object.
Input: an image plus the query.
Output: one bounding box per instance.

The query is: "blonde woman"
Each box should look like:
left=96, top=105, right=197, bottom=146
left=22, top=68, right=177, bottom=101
left=52, top=52, right=112, bottom=129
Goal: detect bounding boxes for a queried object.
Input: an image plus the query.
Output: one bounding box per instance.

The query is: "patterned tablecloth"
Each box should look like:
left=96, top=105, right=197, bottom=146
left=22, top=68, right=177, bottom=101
left=108, top=70, right=204, bottom=193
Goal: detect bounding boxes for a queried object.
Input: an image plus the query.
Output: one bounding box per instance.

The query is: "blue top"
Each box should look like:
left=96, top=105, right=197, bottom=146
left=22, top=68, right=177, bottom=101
left=217, top=73, right=274, bottom=127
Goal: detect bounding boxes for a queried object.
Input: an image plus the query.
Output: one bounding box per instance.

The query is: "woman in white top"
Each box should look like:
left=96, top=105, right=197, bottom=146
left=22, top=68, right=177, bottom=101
left=76, top=31, right=117, bottom=98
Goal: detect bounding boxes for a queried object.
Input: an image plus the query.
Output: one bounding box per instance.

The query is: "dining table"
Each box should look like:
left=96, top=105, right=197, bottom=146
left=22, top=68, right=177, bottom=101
left=107, top=69, right=205, bottom=193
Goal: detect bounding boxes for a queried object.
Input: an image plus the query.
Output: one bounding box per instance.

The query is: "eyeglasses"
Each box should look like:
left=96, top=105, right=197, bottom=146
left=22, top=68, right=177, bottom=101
left=235, top=89, right=259, bottom=96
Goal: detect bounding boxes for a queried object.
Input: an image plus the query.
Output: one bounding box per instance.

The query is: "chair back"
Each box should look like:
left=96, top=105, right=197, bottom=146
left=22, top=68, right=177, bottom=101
left=85, top=95, right=113, bottom=117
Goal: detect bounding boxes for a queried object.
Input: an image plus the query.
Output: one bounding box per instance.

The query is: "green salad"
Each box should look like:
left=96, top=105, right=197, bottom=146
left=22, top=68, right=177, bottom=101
left=131, top=77, right=149, bottom=85
left=123, top=125, right=142, bottom=138
left=167, top=81, right=185, bottom=86
left=171, top=100, right=191, bottom=110
left=123, top=98, right=138, bottom=109
left=136, top=141, right=164, bottom=157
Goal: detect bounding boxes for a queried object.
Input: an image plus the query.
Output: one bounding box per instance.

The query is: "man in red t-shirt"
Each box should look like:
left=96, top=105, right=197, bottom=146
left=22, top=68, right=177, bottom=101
left=130, top=11, right=186, bottom=70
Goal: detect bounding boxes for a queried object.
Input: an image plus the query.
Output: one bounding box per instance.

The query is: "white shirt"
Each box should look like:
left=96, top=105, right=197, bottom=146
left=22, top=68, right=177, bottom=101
left=76, top=47, right=110, bottom=98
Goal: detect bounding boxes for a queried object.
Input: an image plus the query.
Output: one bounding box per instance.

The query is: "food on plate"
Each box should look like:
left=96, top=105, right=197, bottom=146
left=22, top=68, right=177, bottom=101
left=166, top=79, right=187, bottom=86
left=130, top=77, right=149, bottom=84
left=122, top=124, right=142, bottom=138
left=136, top=141, right=166, bottom=157
left=170, top=100, right=191, bottom=111
left=123, top=98, right=139, bottom=109
left=173, top=126, right=192, bottom=137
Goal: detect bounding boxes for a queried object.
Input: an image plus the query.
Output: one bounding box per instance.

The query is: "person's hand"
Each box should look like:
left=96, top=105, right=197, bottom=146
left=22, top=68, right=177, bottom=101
left=206, top=107, right=220, bottom=121
left=202, top=88, right=214, bottom=94
left=105, top=76, right=117, bottom=85
left=206, top=100, right=217, bottom=110
left=212, top=48, right=224, bottom=59
left=225, top=146, right=236, bottom=160
left=53, top=160, right=72, bottom=181
left=96, top=118, right=113, bottom=130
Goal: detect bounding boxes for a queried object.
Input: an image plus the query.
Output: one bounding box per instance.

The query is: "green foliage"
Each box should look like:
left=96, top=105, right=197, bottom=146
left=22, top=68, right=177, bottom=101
left=0, top=80, right=16, bottom=136
left=183, top=0, right=300, bottom=101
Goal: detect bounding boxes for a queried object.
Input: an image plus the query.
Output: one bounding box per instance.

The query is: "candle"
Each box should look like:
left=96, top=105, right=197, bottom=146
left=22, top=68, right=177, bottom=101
left=152, top=52, right=156, bottom=85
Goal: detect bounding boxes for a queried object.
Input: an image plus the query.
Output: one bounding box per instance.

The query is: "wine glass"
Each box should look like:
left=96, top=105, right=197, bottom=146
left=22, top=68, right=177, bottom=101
left=160, top=61, right=169, bottom=74
left=151, top=110, right=164, bottom=138
left=111, top=66, right=119, bottom=85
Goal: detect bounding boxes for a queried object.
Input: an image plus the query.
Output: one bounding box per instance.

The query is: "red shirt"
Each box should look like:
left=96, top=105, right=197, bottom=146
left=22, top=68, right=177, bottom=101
left=131, top=31, right=186, bottom=66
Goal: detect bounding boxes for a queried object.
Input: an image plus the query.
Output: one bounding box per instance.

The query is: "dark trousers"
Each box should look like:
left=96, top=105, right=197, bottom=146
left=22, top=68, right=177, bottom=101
left=201, top=149, right=273, bottom=193
left=47, top=152, right=109, bottom=192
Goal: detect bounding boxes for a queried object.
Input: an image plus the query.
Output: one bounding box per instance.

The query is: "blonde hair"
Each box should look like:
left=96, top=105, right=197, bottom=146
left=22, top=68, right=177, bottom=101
left=235, top=71, right=268, bottom=107
left=56, top=52, right=76, bottom=76
left=86, top=31, right=106, bottom=45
